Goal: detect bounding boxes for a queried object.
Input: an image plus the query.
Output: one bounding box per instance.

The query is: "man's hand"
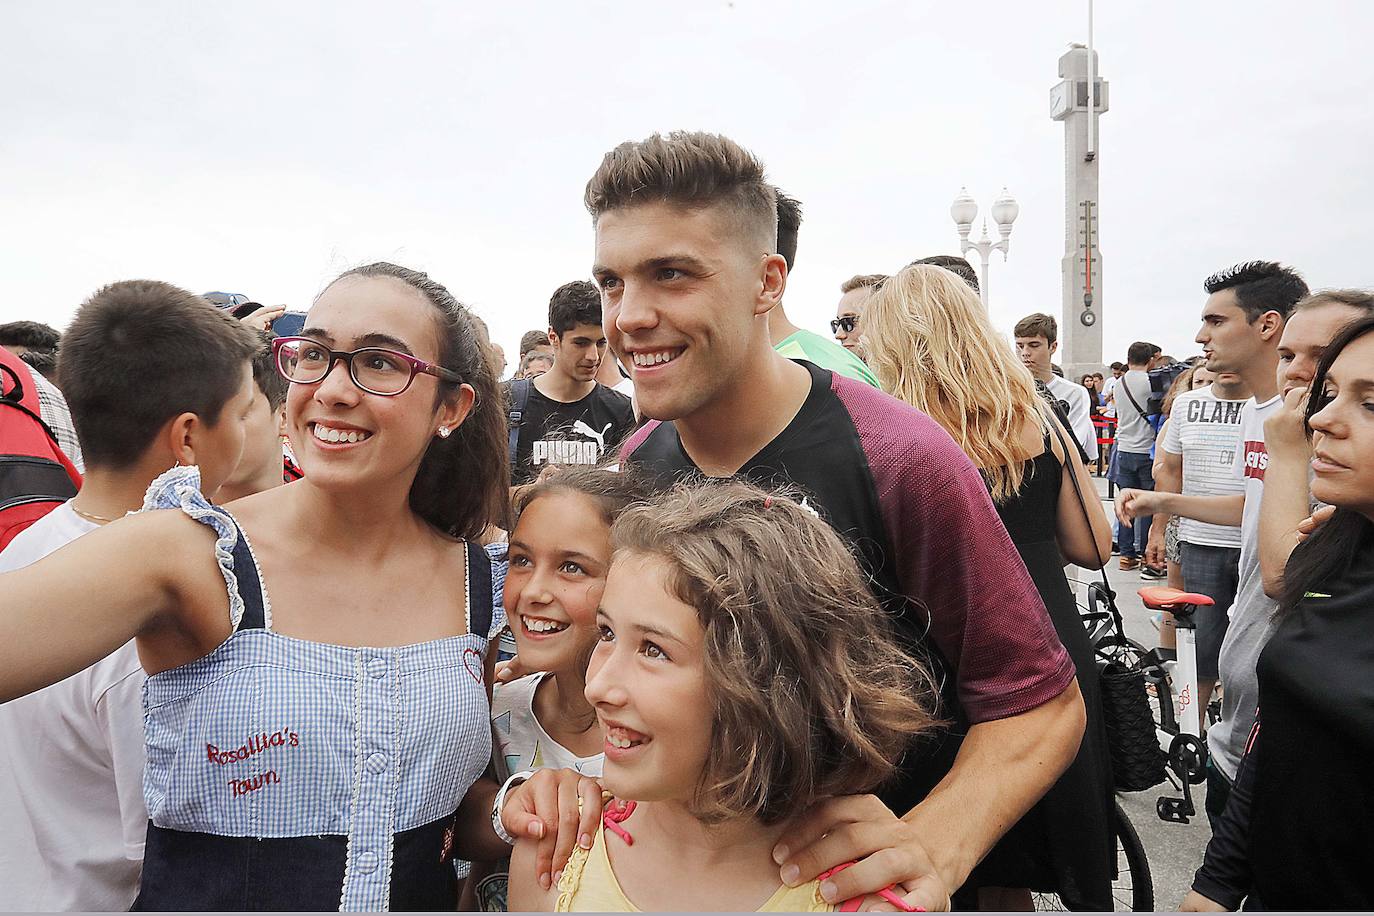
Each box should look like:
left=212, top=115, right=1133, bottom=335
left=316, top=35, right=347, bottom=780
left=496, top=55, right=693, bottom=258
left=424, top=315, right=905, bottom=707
left=1179, top=889, right=1228, bottom=911
left=1297, top=504, right=1337, bottom=543
left=500, top=768, right=604, bottom=891
left=1115, top=488, right=1159, bottom=525
left=772, top=795, right=951, bottom=912
left=1145, top=525, right=1167, bottom=569
left=1263, top=386, right=1311, bottom=461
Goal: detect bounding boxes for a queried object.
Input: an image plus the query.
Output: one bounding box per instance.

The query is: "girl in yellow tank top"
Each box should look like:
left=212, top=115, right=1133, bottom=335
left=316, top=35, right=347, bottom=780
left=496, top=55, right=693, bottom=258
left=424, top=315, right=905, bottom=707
left=508, top=481, right=941, bottom=912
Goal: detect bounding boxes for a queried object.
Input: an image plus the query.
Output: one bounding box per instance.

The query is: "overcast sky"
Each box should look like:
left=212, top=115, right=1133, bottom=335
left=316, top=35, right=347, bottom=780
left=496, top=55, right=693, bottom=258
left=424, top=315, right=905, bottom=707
left=4, top=0, right=1371, bottom=368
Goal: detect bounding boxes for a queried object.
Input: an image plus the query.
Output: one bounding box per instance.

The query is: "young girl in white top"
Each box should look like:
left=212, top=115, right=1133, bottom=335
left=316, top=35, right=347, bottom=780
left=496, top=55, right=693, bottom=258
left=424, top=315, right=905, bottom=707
left=473, top=466, right=649, bottom=909
left=511, top=480, right=941, bottom=912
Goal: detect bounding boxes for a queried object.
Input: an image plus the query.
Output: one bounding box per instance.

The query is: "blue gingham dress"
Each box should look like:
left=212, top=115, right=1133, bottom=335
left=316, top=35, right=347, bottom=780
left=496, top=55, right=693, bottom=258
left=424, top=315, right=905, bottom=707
left=132, top=468, right=504, bottom=911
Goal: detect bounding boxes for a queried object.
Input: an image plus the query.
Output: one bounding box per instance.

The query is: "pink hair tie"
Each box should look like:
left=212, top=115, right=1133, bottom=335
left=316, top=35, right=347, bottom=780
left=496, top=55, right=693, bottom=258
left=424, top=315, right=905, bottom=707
left=602, top=798, right=637, bottom=846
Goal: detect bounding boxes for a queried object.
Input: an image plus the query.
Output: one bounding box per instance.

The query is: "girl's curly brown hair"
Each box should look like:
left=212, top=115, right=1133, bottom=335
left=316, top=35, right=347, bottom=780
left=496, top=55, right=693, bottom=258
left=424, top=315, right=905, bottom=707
left=611, top=479, right=942, bottom=825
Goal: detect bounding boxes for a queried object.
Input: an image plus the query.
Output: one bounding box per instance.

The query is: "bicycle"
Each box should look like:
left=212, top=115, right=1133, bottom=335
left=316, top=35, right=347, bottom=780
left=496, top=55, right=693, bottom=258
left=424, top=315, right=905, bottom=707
left=1025, top=580, right=1155, bottom=912
left=1030, top=799, right=1153, bottom=912
left=1134, top=586, right=1216, bottom=825
left=1078, top=579, right=1218, bottom=821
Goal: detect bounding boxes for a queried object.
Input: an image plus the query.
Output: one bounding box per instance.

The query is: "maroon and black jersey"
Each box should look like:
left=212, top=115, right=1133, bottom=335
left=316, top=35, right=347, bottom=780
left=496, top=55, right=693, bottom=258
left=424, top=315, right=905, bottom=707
left=620, top=360, right=1073, bottom=812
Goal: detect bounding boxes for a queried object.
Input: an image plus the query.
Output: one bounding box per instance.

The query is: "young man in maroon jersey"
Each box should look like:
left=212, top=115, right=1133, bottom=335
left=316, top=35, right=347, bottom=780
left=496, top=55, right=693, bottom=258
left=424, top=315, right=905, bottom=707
left=589, top=131, right=1084, bottom=911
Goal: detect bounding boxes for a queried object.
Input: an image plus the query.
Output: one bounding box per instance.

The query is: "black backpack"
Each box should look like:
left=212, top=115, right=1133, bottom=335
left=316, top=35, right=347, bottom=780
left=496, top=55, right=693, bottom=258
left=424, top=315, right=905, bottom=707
left=506, top=379, right=532, bottom=472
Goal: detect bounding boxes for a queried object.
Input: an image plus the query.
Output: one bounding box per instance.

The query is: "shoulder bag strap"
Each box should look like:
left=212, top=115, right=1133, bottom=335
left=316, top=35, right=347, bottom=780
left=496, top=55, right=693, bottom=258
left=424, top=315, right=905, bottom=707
left=1119, top=372, right=1148, bottom=418
left=1048, top=417, right=1128, bottom=641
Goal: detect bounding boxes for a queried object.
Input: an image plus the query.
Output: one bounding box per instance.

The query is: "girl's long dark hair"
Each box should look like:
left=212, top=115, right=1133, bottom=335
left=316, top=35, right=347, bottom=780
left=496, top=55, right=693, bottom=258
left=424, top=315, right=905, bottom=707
left=1276, top=314, right=1374, bottom=618
left=329, top=263, right=510, bottom=539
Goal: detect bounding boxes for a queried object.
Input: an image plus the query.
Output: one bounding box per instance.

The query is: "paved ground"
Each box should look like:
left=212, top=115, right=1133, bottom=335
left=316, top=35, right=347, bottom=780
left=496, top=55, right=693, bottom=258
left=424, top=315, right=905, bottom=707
left=1082, top=476, right=1212, bottom=910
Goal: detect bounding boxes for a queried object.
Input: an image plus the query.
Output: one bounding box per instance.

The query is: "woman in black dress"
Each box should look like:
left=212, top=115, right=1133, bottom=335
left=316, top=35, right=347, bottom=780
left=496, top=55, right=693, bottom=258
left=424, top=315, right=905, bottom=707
left=863, top=264, right=1117, bottom=910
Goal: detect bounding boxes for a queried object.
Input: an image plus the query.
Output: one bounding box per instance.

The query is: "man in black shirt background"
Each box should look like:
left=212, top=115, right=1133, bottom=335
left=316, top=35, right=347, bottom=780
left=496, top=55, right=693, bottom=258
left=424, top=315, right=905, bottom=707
left=506, top=280, right=634, bottom=484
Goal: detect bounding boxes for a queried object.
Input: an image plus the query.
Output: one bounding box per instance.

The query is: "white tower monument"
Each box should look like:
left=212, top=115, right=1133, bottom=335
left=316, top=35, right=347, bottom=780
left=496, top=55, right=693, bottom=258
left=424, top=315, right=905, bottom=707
left=1050, top=42, right=1108, bottom=377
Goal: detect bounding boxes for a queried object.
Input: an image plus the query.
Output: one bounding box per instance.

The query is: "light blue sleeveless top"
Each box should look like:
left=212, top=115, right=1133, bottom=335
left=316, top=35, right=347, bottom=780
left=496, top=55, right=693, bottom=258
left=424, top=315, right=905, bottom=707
left=135, top=467, right=505, bottom=911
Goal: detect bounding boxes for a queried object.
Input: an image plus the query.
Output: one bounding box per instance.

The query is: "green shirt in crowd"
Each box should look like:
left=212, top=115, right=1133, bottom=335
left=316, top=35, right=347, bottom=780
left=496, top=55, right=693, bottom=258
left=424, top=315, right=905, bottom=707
left=774, top=329, right=879, bottom=387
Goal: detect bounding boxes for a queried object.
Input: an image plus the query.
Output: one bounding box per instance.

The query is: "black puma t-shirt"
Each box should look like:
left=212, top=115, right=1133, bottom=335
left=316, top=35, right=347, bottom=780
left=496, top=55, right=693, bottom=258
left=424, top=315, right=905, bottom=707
left=506, top=381, right=635, bottom=485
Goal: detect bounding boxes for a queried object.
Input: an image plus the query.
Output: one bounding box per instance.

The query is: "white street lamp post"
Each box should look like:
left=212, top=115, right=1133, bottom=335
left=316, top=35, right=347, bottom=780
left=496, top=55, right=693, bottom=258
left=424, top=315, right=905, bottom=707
left=949, top=187, right=1019, bottom=308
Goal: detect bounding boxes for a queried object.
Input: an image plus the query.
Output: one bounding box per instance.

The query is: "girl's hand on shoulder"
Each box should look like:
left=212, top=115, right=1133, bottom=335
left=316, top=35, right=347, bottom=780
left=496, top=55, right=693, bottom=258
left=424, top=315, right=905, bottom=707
left=495, top=654, right=529, bottom=685
left=500, top=768, right=603, bottom=891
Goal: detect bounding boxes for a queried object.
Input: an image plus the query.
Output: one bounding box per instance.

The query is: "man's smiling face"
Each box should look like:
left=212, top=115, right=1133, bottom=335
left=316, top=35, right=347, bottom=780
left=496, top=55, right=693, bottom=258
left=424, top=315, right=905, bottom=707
left=594, top=201, right=775, bottom=422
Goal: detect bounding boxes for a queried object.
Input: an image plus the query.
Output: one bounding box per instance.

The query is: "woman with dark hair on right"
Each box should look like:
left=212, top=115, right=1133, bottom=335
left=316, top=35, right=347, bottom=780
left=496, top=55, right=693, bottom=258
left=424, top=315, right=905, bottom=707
left=862, top=264, right=1116, bottom=911
left=1183, top=314, right=1374, bottom=911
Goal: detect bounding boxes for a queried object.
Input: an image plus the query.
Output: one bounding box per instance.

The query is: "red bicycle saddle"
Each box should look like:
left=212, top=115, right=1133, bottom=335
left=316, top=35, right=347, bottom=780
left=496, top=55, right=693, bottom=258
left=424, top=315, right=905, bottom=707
left=1137, top=586, right=1216, bottom=610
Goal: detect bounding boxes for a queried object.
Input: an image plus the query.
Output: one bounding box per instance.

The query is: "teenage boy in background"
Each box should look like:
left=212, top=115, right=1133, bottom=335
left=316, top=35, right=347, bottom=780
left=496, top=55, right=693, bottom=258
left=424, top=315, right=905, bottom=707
left=506, top=281, right=634, bottom=484
left=1014, top=312, right=1099, bottom=467
left=0, top=280, right=260, bottom=911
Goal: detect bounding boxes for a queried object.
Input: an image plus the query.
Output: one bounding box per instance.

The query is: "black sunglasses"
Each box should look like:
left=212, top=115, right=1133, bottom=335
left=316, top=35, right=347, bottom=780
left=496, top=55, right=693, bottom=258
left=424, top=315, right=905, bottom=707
left=830, top=316, right=858, bottom=335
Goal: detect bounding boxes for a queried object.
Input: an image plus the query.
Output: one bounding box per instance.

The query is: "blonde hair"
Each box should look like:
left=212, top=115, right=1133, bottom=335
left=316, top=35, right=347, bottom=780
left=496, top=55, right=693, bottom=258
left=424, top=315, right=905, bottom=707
left=863, top=265, right=1050, bottom=503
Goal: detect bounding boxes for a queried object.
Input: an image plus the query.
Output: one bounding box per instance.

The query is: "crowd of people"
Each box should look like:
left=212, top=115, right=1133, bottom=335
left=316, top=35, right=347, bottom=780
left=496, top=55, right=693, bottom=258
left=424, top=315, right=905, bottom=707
left=0, top=130, right=1369, bottom=912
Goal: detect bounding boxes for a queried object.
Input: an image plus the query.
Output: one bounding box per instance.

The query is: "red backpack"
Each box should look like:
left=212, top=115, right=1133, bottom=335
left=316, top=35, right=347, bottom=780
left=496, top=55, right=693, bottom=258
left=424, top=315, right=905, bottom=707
left=1, top=347, right=81, bottom=551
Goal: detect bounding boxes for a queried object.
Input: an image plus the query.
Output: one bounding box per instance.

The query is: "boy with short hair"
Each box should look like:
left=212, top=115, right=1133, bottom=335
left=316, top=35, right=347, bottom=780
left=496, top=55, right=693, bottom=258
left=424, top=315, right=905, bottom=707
left=0, top=280, right=260, bottom=911
left=1014, top=312, right=1098, bottom=465
left=506, top=281, right=634, bottom=484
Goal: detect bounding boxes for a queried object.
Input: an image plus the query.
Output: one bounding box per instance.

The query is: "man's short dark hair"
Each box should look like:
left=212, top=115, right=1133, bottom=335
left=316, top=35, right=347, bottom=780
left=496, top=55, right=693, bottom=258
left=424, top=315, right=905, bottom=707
left=1110, top=361, right=1126, bottom=371
left=0, top=320, right=61, bottom=351
left=548, top=280, right=603, bottom=337
left=250, top=331, right=289, bottom=412
left=1127, top=341, right=1158, bottom=365
left=1013, top=313, right=1058, bottom=346
left=519, top=329, right=551, bottom=357
left=775, top=189, right=802, bottom=271
left=909, top=255, right=980, bottom=294
left=1203, top=260, right=1309, bottom=323
left=59, top=280, right=260, bottom=469
left=19, top=348, right=59, bottom=382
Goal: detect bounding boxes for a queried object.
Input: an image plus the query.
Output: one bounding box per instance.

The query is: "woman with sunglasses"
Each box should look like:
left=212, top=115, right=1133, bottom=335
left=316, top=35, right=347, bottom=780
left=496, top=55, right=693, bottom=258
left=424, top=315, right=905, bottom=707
left=0, top=263, right=598, bottom=910
left=830, top=273, right=885, bottom=361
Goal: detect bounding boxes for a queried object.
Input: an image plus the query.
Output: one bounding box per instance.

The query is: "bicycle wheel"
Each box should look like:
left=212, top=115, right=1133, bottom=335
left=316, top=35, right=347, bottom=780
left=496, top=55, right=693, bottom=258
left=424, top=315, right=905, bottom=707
left=1031, top=801, right=1153, bottom=911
